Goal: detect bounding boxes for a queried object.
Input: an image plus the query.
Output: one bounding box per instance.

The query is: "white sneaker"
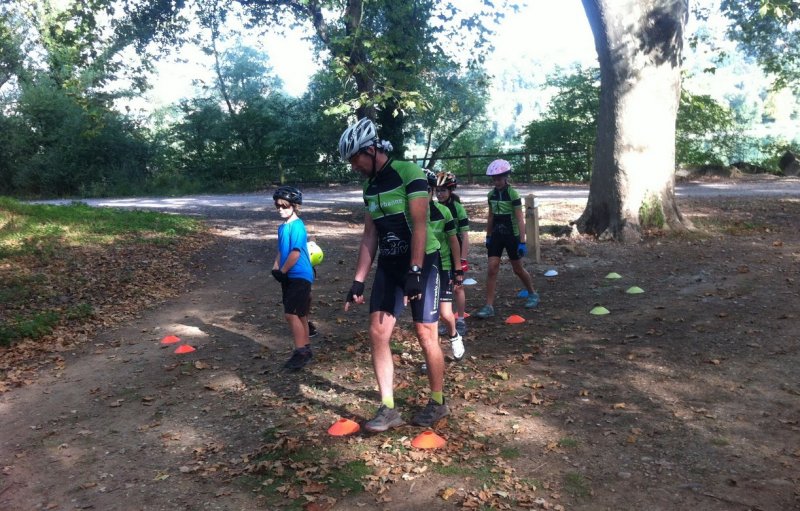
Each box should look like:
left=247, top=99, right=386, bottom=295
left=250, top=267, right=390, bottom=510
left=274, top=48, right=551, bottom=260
left=450, top=333, right=465, bottom=361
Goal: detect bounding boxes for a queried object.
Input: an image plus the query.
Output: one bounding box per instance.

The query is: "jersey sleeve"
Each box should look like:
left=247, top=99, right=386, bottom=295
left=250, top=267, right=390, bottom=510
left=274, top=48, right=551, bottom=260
left=455, top=203, right=470, bottom=233
left=509, top=187, right=523, bottom=209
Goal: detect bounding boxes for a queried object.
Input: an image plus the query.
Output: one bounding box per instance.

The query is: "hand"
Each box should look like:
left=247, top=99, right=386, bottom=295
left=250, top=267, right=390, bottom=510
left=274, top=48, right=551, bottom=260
left=485, top=236, right=491, bottom=249
left=345, top=281, right=365, bottom=303
left=460, top=259, right=469, bottom=272
left=271, top=269, right=288, bottom=283
left=518, top=242, right=527, bottom=257
left=453, top=269, right=464, bottom=287
left=404, top=271, right=423, bottom=300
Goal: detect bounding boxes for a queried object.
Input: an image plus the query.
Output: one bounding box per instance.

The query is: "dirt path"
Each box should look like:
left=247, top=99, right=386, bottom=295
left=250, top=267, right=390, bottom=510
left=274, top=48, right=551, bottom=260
left=2, top=194, right=799, bottom=510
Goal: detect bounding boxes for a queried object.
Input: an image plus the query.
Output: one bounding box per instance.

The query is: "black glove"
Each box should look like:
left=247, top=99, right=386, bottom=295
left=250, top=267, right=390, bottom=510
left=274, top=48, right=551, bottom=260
left=453, top=269, right=464, bottom=287
left=271, top=269, right=288, bottom=283
left=404, top=270, right=423, bottom=299
left=346, top=281, right=365, bottom=302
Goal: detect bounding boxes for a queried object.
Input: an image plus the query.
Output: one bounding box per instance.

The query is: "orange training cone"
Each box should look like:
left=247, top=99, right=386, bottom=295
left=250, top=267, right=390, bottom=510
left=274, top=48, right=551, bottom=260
left=505, top=314, right=526, bottom=324
left=463, top=312, right=470, bottom=319
left=411, top=430, right=446, bottom=449
left=327, top=418, right=360, bottom=436
left=174, top=344, right=196, bottom=354
left=160, top=335, right=181, bottom=344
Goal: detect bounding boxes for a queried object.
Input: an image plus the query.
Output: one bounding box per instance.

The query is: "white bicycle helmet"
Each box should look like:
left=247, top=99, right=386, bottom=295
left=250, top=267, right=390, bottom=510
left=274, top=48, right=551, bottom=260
left=486, top=159, right=512, bottom=176
left=338, top=118, right=379, bottom=161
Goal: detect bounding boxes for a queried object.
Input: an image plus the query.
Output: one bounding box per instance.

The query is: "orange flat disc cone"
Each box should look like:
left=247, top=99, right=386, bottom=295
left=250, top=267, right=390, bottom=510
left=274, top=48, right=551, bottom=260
left=174, top=344, right=196, bottom=354
left=505, top=314, right=526, bottom=324
left=463, top=313, right=470, bottom=318
left=160, top=335, right=181, bottom=344
left=411, top=430, right=446, bottom=449
left=327, top=418, right=360, bottom=436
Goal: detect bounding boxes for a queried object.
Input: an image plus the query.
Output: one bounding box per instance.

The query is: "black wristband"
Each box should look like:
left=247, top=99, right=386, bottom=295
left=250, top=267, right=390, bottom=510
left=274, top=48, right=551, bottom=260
left=454, top=269, right=464, bottom=276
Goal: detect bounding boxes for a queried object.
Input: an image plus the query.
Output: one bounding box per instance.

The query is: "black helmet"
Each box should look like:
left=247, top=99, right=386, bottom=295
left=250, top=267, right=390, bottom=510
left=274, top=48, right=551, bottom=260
left=273, top=185, right=302, bottom=205
left=424, top=169, right=438, bottom=188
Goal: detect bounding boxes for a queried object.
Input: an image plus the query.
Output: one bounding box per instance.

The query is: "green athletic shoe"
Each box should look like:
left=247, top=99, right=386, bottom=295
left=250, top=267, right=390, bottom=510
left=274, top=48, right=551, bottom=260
left=474, top=304, right=495, bottom=318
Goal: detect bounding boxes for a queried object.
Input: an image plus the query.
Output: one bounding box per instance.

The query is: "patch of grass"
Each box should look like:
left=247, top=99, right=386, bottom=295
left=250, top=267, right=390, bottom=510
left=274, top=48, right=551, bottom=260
left=558, top=437, right=579, bottom=449
left=66, top=303, right=94, bottom=320
left=639, top=194, right=666, bottom=229
left=327, top=460, right=369, bottom=493
left=0, top=197, right=202, bottom=259
left=0, top=311, right=60, bottom=346
left=555, top=345, right=576, bottom=355
left=499, top=446, right=521, bottom=459
left=710, top=437, right=730, bottom=446
left=434, top=460, right=495, bottom=483
left=563, top=472, right=590, bottom=498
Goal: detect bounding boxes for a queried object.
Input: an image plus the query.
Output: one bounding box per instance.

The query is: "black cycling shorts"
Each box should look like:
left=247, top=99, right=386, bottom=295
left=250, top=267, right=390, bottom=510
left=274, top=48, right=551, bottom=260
left=439, top=268, right=453, bottom=302
left=281, top=278, right=312, bottom=317
left=370, top=251, right=440, bottom=323
left=487, top=225, right=521, bottom=261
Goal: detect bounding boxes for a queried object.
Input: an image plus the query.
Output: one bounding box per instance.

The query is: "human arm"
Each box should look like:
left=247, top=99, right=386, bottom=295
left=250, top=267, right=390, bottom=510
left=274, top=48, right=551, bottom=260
left=448, top=233, right=463, bottom=286
left=407, top=195, right=428, bottom=268
left=344, top=213, right=378, bottom=310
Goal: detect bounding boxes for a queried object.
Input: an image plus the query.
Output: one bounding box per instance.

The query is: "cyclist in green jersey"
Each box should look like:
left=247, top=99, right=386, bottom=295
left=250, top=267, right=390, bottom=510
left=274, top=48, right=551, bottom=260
left=475, top=159, right=539, bottom=319
left=435, top=171, right=470, bottom=337
left=340, top=118, right=449, bottom=432
left=424, top=170, right=465, bottom=362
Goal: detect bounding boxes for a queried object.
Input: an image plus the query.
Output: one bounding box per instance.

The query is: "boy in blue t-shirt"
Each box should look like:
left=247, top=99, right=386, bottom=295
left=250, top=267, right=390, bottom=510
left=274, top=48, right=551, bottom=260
left=271, top=186, right=315, bottom=370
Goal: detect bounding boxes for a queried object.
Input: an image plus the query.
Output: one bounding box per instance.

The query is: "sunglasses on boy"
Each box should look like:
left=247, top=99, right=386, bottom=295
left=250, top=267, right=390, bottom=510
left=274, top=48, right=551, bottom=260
left=275, top=202, right=292, bottom=210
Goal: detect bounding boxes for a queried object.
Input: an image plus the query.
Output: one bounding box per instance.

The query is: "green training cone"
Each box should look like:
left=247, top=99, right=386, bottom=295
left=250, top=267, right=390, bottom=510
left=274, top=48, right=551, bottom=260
left=590, top=306, right=610, bottom=315
left=605, top=272, right=622, bottom=280
left=626, top=286, right=645, bottom=294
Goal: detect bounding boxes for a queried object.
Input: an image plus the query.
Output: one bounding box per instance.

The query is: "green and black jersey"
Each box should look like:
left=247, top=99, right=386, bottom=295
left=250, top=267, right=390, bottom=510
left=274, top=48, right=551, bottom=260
left=363, top=159, right=440, bottom=262
left=429, top=201, right=457, bottom=270
left=487, top=185, right=523, bottom=236
left=442, top=200, right=470, bottom=244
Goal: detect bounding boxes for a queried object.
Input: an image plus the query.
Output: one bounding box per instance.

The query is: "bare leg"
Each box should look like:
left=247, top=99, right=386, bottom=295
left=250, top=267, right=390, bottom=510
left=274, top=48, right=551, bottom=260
left=415, top=321, right=444, bottom=393
left=510, top=259, right=535, bottom=293
left=369, top=311, right=397, bottom=401
left=439, top=301, right=456, bottom=337
left=285, top=314, right=309, bottom=349
left=454, top=286, right=466, bottom=318
left=485, top=256, right=501, bottom=306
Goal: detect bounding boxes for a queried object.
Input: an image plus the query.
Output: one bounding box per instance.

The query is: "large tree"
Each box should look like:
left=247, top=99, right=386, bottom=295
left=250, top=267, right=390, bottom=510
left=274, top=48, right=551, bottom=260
left=576, top=0, right=690, bottom=242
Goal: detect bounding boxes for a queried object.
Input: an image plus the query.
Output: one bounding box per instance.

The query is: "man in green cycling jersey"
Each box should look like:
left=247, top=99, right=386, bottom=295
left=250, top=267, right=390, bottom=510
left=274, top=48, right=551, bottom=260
left=340, top=118, right=449, bottom=433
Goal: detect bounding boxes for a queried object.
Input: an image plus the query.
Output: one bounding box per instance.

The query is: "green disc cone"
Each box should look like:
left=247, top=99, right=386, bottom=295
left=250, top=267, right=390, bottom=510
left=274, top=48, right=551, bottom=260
left=605, top=272, right=622, bottom=280
left=626, top=286, right=645, bottom=294
left=590, top=306, right=610, bottom=315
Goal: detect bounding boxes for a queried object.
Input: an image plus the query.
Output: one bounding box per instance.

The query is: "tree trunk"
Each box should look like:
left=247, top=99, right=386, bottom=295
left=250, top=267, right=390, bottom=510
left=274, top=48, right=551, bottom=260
left=577, top=0, right=691, bottom=242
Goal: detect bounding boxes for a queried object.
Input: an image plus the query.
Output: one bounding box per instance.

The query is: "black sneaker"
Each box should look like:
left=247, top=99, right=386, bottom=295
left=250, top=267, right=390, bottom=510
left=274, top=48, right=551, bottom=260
left=283, top=346, right=313, bottom=371
left=411, top=399, right=450, bottom=427
left=364, top=405, right=405, bottom=433
left=308, top=322, right=318, bottom=338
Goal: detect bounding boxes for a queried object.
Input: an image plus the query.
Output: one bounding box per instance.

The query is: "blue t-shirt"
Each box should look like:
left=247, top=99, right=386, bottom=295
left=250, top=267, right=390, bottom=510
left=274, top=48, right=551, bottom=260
left=277, top=219, right=314, bottom=283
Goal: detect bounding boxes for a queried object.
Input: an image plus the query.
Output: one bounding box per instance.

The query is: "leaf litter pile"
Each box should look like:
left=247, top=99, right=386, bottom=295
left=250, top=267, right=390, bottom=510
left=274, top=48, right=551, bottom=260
left=1, top=193, right=799, bottom=511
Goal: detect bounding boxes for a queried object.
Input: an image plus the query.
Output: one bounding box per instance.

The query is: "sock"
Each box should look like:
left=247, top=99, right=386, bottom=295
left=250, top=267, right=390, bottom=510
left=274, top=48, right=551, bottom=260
left=382, top=396, right=395, bottom=409
left=431, top=391, right=444, bottom=405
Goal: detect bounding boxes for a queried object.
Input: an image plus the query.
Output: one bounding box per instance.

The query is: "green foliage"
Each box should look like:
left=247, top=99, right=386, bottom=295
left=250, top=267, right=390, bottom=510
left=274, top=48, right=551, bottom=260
left=676, top=91, right=737, bottom=166
left=523, top=66, right=741, bottom=177
left=639, top=194, right=666, bottom=229
left=720, top=0, right=800, bottom=92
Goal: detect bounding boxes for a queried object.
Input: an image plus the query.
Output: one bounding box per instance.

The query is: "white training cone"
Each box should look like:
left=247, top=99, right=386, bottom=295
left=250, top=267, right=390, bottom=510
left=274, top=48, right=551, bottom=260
left=544, top=269, right=558, bottom=277
left=463, top=278, right=477, bottom=286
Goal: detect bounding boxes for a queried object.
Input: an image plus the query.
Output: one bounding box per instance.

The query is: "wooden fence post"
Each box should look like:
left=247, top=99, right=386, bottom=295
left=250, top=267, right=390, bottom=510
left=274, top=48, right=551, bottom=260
left=525, top=194, right=541, bottom=264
